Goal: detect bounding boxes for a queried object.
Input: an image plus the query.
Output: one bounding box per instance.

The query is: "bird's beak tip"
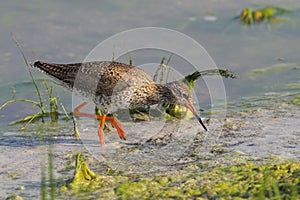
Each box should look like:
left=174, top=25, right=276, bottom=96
left=185, top=103, right=208, bottom=131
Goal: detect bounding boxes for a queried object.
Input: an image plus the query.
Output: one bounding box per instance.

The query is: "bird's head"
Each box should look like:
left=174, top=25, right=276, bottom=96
left=165, top=81, right=207, bottom=131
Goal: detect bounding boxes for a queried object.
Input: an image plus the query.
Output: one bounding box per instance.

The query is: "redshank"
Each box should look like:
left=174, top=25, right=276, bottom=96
left=32, top=61, right=207, bottom=145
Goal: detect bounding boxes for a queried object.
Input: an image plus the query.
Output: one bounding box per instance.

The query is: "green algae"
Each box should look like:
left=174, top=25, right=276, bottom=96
left=61, top=154, right=300, bottom=199
left=66, top=153, right=99, bottom=190
left=291, top=95, right=300, bottom=105
left=114, top=162, right=300, bottom=199
left=6, top=194, right=24, bottom=200
left=247, top=63, right=300, bottom=79
left=60, top=154, right=127, bottom=199
left=7, top=172, right=21, bottom=179
left=241, top=63, right=300, bottom=109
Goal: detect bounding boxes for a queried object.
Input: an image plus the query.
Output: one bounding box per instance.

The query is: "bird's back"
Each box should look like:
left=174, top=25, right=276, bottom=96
left=32, top=61, right=155, bottom=111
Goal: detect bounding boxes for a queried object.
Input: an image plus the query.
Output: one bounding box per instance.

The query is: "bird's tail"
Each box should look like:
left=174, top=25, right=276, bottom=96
left=31, top=61, right=79, bottom=86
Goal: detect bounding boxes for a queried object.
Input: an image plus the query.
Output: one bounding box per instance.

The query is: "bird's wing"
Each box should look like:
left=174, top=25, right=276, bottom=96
left=33, top=60, right=155, bottom=97
left=95, top=62, right=154, bottom=96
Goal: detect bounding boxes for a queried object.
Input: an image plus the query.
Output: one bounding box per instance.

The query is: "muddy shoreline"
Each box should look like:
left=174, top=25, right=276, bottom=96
left=1, top=96, right=299, bottom=199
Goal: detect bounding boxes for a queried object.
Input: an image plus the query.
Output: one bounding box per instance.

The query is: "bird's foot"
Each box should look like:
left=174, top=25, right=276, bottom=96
left=107, top=117, right=126, bottom=140
left=74, top=102, right=127, bottom=144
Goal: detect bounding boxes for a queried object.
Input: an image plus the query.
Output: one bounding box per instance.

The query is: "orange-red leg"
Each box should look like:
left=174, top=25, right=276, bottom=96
left=73, top=102, right=126, bottom=145
left=98, top=115, right=106, bottom=146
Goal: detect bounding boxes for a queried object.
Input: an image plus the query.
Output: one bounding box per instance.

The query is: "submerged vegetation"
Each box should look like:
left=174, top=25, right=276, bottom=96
left=239, top=6, right=292, bottom=25
left=0, top=36, right=70, bottom=130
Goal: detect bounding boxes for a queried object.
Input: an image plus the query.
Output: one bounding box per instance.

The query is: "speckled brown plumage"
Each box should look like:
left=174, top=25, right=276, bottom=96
left=31, top=60, right=207, bottom=145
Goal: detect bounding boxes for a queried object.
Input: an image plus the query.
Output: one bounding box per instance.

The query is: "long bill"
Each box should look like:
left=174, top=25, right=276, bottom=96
left=185, top=103, right=208, bottom=131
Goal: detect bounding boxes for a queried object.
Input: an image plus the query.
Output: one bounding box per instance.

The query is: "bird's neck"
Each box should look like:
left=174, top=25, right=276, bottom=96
left=130, top=83, right=175, bottom=108
left=155, top=83, right=175, bottom=104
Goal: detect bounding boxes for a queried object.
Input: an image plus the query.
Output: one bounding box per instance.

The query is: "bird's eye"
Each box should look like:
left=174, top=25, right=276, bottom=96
left=183, top=93, right=189, bottom=99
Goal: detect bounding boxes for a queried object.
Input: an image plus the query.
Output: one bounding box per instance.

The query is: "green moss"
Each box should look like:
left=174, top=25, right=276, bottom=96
left=59, top=153, right=300, bottom=199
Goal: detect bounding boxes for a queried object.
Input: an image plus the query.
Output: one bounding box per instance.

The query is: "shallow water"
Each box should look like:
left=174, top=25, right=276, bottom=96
left=0, top=0, right=300, bottom=199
